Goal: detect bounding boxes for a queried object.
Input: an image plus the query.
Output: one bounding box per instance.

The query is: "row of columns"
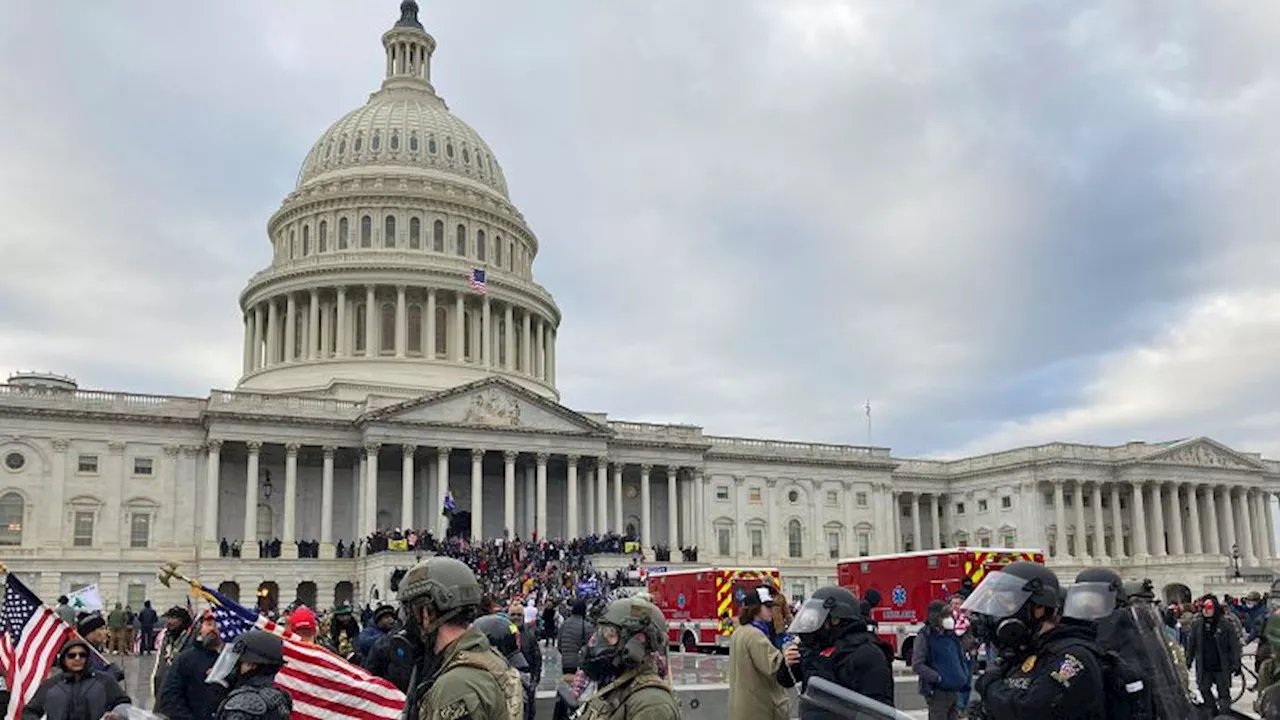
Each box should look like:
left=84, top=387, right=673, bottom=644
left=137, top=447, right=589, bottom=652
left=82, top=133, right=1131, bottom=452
left=241, top=285, right=556, bottom=384
left=202, top=440, right=703, bottom=558
left=1045, top=480, right=1276, bottom=565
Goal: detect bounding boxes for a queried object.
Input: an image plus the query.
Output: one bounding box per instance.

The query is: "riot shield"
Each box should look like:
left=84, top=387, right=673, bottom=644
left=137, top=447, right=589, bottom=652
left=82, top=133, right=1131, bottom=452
left=798, top=677, right=913, bottom=720
left=1125, top=602, right=1195, bottom=720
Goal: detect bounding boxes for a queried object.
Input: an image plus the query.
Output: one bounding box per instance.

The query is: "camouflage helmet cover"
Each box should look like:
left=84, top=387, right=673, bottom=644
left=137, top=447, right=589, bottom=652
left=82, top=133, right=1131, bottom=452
left=599, top=596, right=668, bottom=655
left=396, top=556, right=482, bottom=614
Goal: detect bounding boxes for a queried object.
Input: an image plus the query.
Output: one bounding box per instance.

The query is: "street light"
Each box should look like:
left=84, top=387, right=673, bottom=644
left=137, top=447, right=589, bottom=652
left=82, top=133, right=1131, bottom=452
left=1231, top=543, right=1242, bottom=579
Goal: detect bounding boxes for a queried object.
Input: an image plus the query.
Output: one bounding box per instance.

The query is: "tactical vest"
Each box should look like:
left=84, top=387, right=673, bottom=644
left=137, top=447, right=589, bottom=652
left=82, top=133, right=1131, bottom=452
left=439, top=648, right=523, bottom=720
left=580, top=671, right=677, bottom=720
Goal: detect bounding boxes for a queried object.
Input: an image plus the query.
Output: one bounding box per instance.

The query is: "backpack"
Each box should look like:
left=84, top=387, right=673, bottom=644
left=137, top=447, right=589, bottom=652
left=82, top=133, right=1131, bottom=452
left=443, top=648, right=524, bottom=720
left=1063, top=639, right=1154, bottom=720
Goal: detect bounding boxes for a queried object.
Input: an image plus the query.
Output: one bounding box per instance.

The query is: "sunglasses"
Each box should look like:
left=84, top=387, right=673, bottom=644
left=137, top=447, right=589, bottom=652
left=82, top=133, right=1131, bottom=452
left=65, top=652, right=88, bottom=659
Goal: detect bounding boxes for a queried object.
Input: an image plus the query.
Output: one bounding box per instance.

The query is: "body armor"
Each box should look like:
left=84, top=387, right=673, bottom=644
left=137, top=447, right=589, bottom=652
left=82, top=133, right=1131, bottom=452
left=216, top=682, right=293, bottom=720
left=435, top=647, right=524, bottom=720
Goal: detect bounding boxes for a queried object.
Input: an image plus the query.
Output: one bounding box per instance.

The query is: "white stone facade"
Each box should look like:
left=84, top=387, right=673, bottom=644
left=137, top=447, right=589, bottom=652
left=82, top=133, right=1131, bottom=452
left=1, top=2, right=1276, bottom=612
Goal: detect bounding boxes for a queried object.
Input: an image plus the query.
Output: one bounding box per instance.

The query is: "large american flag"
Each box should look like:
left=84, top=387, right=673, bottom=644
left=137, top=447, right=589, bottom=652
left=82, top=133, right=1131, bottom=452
left=468, top=267, right=487, bottom=294
left=1, top=573, right=71, bottom=720
left=201, top=586, right=405, bottom=720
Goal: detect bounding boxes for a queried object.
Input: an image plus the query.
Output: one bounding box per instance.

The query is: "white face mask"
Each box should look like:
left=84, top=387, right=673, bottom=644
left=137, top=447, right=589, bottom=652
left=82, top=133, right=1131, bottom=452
left=941, top=617, right=956, bottom=631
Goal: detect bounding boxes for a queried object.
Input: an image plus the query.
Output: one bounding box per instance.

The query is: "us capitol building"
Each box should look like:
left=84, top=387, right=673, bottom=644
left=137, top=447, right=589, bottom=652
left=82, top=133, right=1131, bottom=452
left=1, top=1, right=1276, bottom=612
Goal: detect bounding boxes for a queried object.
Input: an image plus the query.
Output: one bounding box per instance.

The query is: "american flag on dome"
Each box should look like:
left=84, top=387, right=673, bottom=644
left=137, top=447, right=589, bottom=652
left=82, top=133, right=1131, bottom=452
left=199, top=585, right=405, bottom=720
left=1, top=573, right=72, bottom=720
left=468, top=267, right=487, bottom=294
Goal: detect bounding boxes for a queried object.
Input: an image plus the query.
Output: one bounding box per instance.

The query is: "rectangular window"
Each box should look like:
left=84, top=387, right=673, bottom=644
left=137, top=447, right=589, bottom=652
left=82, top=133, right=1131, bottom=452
left=791, top=584, right=806, bottom=604
left=715, top=486, right=729, bottom=501
left=127, top=583, right=146, bottom=609
left=1101, top=495, right=1110, bottom=508
left=73, top=512, right=94, bottom=547
left=133, top=457, right=153, bottom=476
left=130, top=513, right=150, bottom=548
left=1105, top=534, right=1114, bottom=556
left=857, top=532, right=871, bottom=556
left=1082, top=494, right=1091, bottom=508
left=750, top=529, right=763, bottom=558
left=78, top=455, right=99, bottom=474
left=855, top=492, right=868, bottom=507
left=748, top=487, right=762, bottom=504
left=1123, top=534, right=1131, bottom=555
left=1064, top=495, right=1073, bottom=508
left=1043, top=492, right=1053, bottom=506
left=978, top=534, right=992, bottom=548
left=1001, top=530, right=1017, bottom=547
left=1120, top=498, right=1128, bottom=510
left=826, top=490, right=838, bottom=506
left=827, top=531, right=840, bottom=559
left=977, top=499, right=988, bottom=512
left=956, top=502, right=966, bottom=515
left=1001, top=496, right=1012, bottom=509
left=717, top=528, right=730, bottom=556
left=1085, top=534, right=1095, bottom=556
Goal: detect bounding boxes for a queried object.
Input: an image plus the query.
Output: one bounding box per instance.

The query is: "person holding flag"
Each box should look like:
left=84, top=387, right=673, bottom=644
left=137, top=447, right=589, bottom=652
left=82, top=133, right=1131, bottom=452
left=157, top=610, right=224, bottom=720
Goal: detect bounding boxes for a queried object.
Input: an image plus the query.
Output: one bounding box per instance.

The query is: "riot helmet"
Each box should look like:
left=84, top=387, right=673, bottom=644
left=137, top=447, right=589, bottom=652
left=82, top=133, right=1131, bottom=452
left=1121, top=578, right=1156, bottom=606
left=206, top=629, right=286, bottom=688
left=960, top=561, right=1060, bottom=656
left=472, top=614, right=530, bottom=672
left=1063, top=568, right=1123, bottom=621
left=580, top=597, right=667, bottom=683
left=397, top=556, right=483, bottom=652
left=788, top=586, right=862, bottom=647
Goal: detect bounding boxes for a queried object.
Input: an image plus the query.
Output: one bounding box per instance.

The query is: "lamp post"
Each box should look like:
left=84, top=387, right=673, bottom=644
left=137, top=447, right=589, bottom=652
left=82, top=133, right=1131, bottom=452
left=1231, top=543, right=1242, bottom=579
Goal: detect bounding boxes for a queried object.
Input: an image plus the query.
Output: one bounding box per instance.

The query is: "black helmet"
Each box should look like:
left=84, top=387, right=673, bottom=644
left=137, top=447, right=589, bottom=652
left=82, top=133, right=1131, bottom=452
left=471, top=614, right=529, bottom=671
left=233, top=630, right=286, bottom=666
left=961, top=561, right=1060, bottom=619
left=1063, top=568, right=1123, bottom=621
left=787, top=586, right=861, bottom=636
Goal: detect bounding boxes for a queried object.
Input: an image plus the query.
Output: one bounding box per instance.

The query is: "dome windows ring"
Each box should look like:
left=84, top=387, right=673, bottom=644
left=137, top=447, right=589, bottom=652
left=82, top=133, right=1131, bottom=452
left=445, top=141, right=454, bottom=159
left=410, top=132, right=419, bottom=152
left=390, top=130, right=400, bottom=151
left=3, top=452, right=24, bottom=471
left=338, top=138, right=347, bottom=156
left=462, top=147, right=470, bottom=165
left=371, top=129, right=381, bottom=152
left=325, top=141, right=333, bottom=159
left=428, top=137, right=437, bottom=154
left=354, top=133, right=364, bottom=153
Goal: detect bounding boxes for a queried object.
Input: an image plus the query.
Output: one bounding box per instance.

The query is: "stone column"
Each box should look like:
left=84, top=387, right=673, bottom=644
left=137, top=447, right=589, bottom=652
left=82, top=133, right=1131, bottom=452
left=1053, top=481, right=1067, bottom=559
left=640, top=464, right=653, bottom=551
left=524, top=465, right=535, bottom=537
left=309, top=289, right=321, bottom=360
left=363, top=443, right=382, bottom=535
left=521, top=311, right=532, bottom=373
left=1108, top=484, right=1123, bottom=559
left=1130, top=481, right=1148, bottom=556
left=504, top=304, right=514, bottom=370
left=436, top=448, right=451, bottom=538
left=365, top=286, right=377, bottom=358
left=596, top=458, right=608, bottom=533
left=909, top=494, right=921, bottom=551
left=1091, top=482, right=1105, bottom=559
left=567, top=456, right=580, bottom=539
left=1073, top=482, right=1087, bottom=559
left=242, top=312, right=255, bottom=374
left=667, top=467, right=679, bottom=549
left=612, top=463, right=624, bottom=534
left=320, top=298, right=331, bottom=359
left=454, top=293, right=465, bottom=362
left=1222, top=486, right=1239, bottom=559
left=503, top=452, right=517, bottom=537
left=547, top=329, right=556, bottom=386
left=1167, top=484, right=1185, bottom=556
left=1202, top=485, right=1220, bottom=555
left=536, top=453, right=549, bottom=539
left=282, top=443, right=299, bottom=558
left=335, top=287, right=347, bottom=357
left=266, top=298, right=279, bottom=364
left=202, top=440, right=224, bottom=556
left=585, top=469, right=596, bottom=536
left=284, top=293, right=297, bottom=362
left=1266, top=492, right=1278, bottom=561
left=426, top=290, right=437, bottom=358
left=891, top=491, right=901, bottom=552
left=401, top=445, right=415, bottom=529
left=253, top=305, right=265, bottom=369
left=1239, top=488, right=1258, bottom=566
left=395, top=286, right=407, bottom=358
left=1253, top=490, right=1271, bottom=561
left=470, top=449, right=485, bottom=542
left=1149, top=483, right=1167, bottom=556
left=482, top=296, right=492, bottom=368
left=1186, top=484, right=1203, bottom=555
left=320, top=446, right=335, bottom=558
left=693, top=468, right=706, bottom=553
left=242, top=441, right=261, bottom=558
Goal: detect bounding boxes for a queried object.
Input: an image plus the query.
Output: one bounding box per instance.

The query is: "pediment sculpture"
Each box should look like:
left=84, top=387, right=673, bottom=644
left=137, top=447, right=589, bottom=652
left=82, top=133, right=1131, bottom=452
left=1152, top=443, right=1253, bottom=470
left=462, top=389, right=522, bottom=427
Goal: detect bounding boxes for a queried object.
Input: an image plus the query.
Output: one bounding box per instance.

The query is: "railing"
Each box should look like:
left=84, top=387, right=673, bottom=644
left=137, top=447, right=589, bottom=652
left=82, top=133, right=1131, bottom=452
left=208, top=390, right=365, bottom=417
left=1204, top=573, right=1275, bottom=584
left=0, top=384, right=205, bottom=415
left=705, top=436, right=891, bottom=460
left=609, top=421, right=704, bottom=443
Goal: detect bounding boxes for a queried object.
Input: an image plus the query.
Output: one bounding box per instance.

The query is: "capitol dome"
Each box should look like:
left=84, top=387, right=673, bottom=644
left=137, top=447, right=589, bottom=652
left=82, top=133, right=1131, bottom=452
left=235, top=0, right=560, bottom=402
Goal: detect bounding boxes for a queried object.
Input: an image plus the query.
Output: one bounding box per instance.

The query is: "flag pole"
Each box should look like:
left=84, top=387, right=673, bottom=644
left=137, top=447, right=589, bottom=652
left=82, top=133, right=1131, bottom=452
left=865, top=399, right=872, bottom=446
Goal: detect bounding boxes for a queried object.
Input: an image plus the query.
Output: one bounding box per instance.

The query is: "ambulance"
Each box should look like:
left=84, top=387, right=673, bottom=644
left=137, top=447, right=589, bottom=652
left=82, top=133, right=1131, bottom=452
left=646, top=567, right=782, bottom=652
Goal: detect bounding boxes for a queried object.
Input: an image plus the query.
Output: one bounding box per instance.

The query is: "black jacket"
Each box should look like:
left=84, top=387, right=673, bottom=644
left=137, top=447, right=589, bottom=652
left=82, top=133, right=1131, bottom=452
left=977, top=622, right=1106, bottom=720
left=364, top=630, right=420, bottom=693
left=557, top=615, right=594, bottom=673
left=139, top=607, right=159, bottom=629
left=1187, top=615, right=1243, bottom=682
left=157, top=642, right=224, bottom=720
left=785, top=628, right=896, bottom=717
left=518, top=622, right=543, bottom=685
left=23, top=640, right=131, bottom=720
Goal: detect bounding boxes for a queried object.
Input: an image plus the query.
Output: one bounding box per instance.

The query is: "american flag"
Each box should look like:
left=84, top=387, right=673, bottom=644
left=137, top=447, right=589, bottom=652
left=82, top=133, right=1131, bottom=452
left=468, top=267, right=487, bottom=294
left=201, top=586, right=405, bottom=720
left=1, top=573, right=72, bottom=720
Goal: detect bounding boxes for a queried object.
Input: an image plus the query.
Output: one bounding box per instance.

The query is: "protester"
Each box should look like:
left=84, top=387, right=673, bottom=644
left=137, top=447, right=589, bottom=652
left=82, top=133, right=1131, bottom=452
left=22, top=637, right=132, bottom=720
left=156, top=611, right=224, bottom=720
left=728, top=585, right=791, bottom=720
left=138, top=601, right=159, bottom=655
left=151, top=605, right=193, bottom=705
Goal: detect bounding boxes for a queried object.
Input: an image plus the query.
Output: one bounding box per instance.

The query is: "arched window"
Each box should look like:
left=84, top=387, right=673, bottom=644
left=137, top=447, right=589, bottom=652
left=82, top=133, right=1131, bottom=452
left=434, top=306, right=448, bottom=356
left=428, top=137, right=437, bottom=154
left=302, top=225, right=310, bottom=256
left=288, top=229, right=295, bottom=258
left=462, top=147, right=471, bottom=165
left=338, top=137, right=346, bottom=156
left=433, top=220, right=444, bottom=252
left=446, top=141, right=454, bottom=159
left=380, top=303, right=396, bottom=353
left=338, top=217, right=349, bottom=249
left=318, top=220, right=328, bottom=252
left=409, top=218, right=421, bottom=249
left=384, top=215, right=396, bottom=248
left=354, top=133, right=364, bottom=153
left=390, top=130, right=400, bottom=151
left=788, top=519, right=803, bottom=558
left=476, top=229, right=487, bottom=262
left=409, top=132, right=419, bottom=152
left=0, top=491, right=23, bottom=545
left=371, top=129, right=381, bottom=152
left=360, top=216, right=372, bottom=247
left=508, top=242, right=515, bottom=271
left=407, top=304, right=423, bottom=353
left=455, top=224, right=467, bottom=256
left=354, top=303, right=367, bottom=353
left=495, top=235, right=503, bottom=266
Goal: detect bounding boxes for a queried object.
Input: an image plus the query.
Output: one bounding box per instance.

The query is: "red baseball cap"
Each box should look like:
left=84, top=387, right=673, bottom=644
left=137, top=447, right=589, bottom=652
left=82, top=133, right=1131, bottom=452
left=290, top=606, right=317, bottom=633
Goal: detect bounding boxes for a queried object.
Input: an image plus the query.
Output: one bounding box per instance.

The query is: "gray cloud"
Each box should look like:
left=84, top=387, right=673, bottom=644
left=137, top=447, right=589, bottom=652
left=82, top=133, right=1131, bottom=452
left=1, top=1, right=1279, bottom=459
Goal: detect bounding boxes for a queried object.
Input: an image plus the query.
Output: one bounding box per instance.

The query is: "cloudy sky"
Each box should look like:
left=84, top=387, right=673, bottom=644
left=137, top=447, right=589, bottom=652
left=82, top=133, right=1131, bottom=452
left=1, top=1, right=1278, bottom=459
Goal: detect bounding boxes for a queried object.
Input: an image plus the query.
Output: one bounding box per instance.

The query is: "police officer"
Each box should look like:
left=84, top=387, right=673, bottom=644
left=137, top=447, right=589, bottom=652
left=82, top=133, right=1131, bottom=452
left=473, top=615, right=536, bottom=720
left=210, top=630, right=293, bottom=720
left=577, top=597, right=680, bottom=720
left=784, top=586, right=895, bottom=715
left=963, top=561, right=1105, bottom=719
left=397, top=556, right=520, bottom=720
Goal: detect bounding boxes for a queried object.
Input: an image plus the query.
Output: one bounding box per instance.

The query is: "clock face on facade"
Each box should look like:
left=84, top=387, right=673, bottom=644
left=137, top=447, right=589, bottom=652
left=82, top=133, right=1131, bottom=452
left=625, top=484, right=639, bottom=499
left=4, top=452, right=23, bottom=471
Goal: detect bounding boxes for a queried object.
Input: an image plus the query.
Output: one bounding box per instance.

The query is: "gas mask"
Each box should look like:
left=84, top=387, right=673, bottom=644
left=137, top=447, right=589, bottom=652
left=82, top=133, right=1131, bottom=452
left=579, top=632, right=618, bottom=683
